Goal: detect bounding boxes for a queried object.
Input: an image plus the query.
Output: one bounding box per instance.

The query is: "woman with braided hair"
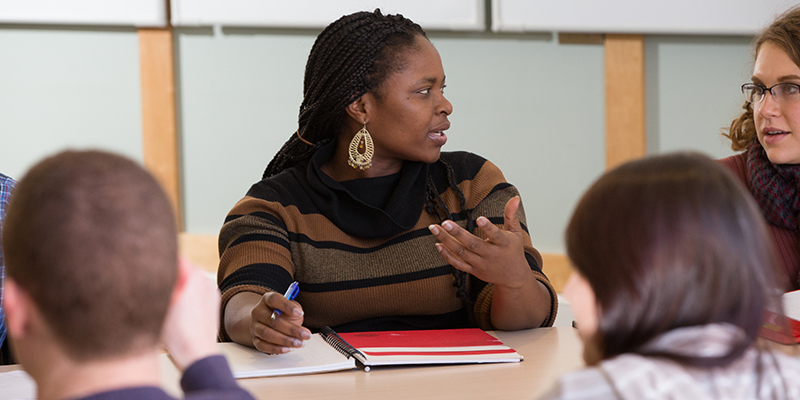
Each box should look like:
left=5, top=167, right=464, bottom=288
left=217, top=9, right=557, bottom=354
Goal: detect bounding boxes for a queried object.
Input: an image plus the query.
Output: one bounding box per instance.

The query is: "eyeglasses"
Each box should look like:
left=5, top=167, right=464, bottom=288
left=741, top=82, right=800, bottom=104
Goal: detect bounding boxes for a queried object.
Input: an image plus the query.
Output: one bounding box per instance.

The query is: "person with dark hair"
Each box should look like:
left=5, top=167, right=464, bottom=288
left=722, top=6, right=800, bottom=292
left=218, top=9, right=557, bottom=354
left=0, top=172, right=15, bottom=365
left=2, top=150, right=254, bottom=400
left=540, top=153, right=800, bottom=399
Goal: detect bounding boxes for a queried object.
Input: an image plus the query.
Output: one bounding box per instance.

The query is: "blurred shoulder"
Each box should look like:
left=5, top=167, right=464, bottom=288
left=0, top=173, right=15, bottom=208
left=717, top=152, right=747, bottom=182
left=538, top=366, right=617, bottom=400
left=0, top=173, right=15, bottom=190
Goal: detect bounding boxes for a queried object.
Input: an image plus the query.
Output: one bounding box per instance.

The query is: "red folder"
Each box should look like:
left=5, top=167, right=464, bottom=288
left=759, top=309, right=800, bottom=345
left=321, top=328, right=523, bottom=370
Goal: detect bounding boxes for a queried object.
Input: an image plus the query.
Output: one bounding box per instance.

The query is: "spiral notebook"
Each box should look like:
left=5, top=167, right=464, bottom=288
left=214, top=327, right=523, bottom=377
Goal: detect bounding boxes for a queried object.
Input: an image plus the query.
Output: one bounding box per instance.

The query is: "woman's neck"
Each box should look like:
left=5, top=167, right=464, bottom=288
left=322, top=135, right=402, bottom=181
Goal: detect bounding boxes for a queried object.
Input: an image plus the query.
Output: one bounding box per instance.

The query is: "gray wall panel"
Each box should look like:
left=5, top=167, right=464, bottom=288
left=0, top=27, right=142, bottom=179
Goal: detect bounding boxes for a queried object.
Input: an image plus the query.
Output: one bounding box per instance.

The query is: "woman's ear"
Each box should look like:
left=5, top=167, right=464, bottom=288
left=345, top=94, right=372, bottom=124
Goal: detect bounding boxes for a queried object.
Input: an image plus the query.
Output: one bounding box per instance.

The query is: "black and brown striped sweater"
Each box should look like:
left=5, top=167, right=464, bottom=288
left=218, top=144, right=557, bottom=339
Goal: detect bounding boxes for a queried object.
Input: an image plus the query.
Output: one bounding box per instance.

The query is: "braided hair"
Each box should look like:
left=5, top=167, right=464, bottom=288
left=263, top=9, right=425, bottom=178
left=425, top=158, right=476, bottom=312
left=263, top=9, right=476, bottom=318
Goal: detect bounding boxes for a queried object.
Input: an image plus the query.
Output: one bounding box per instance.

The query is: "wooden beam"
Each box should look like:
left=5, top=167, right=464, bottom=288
left=138, top=28, right=182, bottom=229
left=605, top=34, right=646, bottom=169
left=542, top=253, right=572, bottom=293
left=179, top=232, right=219, bottom=274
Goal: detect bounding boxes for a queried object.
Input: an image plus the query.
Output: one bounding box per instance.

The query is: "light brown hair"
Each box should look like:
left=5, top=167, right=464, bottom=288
left=567, top=152, right=780, bottom=367
left=2, top=150, right=177, bottom=361
left=725, top=6, right=800, bottom=150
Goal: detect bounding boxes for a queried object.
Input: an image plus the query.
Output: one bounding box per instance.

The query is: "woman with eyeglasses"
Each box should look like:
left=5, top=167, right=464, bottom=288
left=722, top=6, right=800, bottom=292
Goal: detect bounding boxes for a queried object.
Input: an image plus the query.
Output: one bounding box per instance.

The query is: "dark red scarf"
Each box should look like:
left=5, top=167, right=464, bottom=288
left=747, top=139, right=800, bottom=230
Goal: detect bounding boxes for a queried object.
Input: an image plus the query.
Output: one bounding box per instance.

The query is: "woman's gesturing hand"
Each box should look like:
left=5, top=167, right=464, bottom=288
left=427, top=196, right=531, bottom=288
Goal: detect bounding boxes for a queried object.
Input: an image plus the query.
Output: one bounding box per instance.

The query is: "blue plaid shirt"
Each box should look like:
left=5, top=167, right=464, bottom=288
left=0, top=173, right=15, bottom=348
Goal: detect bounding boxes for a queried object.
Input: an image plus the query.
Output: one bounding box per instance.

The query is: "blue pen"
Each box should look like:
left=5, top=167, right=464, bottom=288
left=270, top=281, right=299, bottom=320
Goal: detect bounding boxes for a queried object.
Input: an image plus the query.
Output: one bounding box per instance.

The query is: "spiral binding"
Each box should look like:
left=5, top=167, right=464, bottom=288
left=319, top=326, right=370, bottom=371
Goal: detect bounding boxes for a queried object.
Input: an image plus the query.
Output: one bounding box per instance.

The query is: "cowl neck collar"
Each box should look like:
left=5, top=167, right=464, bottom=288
left=304, top=141, right=429, bottom=238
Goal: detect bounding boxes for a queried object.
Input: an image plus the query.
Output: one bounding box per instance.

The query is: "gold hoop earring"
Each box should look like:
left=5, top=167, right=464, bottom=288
left=347, top=125, right=374, bottom=170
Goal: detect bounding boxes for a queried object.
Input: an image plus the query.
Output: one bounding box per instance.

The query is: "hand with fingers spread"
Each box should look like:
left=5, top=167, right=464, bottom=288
left=224, top=289, right=312, bottom=355
left=428, top=196, right=552, bottom=330
left=428, top=196, right=531, bottom=288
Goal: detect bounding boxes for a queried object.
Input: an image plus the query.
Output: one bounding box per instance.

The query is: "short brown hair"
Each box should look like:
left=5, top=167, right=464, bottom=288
left=2, top=150, right=177, bottom=361
left=725, top=6, right=800, bottom=150
left=566, top=153, right=780, bottom=367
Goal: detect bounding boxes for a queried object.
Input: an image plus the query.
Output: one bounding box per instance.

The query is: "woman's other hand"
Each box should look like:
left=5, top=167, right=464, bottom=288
left=224, top=290, right=312, bottom=354
left=428, top=196, right=551, bottom=329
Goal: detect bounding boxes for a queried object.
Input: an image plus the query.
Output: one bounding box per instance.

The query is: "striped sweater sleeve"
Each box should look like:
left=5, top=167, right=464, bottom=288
left=217, top=196, right=295, bottom=341
left=458, top=159, right=558, bottom=329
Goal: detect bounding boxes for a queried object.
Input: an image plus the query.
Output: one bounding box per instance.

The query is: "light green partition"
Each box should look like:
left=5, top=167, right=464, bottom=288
left=0, top=27, right=143, bottom=179
left=646, top=35, right=754, bottom=159
left=176, top=28, right=313, bottom=234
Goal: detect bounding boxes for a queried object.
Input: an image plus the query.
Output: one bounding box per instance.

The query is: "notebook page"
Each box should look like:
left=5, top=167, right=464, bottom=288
left=0, top=370, right=35, bottom=400
left=219, top=335, right=356, bottom=378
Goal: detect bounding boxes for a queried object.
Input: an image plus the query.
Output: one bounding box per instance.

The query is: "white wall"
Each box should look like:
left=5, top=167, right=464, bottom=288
left=492, top=0, right=794, bottom=35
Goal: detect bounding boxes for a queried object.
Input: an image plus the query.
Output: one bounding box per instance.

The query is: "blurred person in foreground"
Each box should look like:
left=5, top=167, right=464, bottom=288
left=2, top=150, right=255, bottom=400
left=542, top=153, right=800, bottom=399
